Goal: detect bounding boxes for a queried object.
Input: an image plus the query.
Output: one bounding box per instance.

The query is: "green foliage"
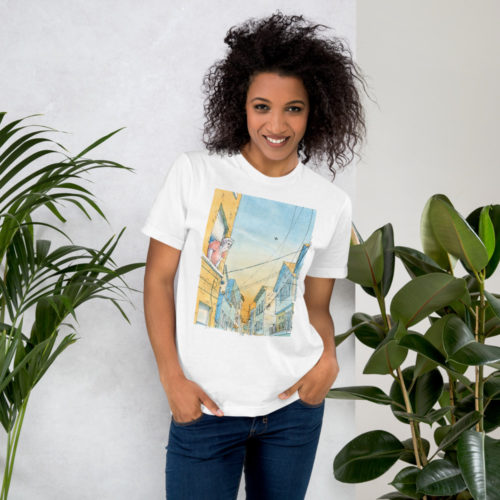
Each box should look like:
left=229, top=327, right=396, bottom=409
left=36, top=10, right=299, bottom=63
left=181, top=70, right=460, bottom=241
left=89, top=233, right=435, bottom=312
left=331, top=193, right=500, bottom=500
left=0, top=112, right=145, bottom=499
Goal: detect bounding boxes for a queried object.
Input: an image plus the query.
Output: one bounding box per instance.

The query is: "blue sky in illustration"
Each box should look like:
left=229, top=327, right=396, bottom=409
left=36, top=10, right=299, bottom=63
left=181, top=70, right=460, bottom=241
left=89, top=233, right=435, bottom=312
left=225, top=192, right=316, bottom=300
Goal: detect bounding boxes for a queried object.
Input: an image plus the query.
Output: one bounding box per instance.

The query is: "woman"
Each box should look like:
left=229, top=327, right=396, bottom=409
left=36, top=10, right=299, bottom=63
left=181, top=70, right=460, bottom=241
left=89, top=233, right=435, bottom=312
left=142, top=10, right=367, bottom=500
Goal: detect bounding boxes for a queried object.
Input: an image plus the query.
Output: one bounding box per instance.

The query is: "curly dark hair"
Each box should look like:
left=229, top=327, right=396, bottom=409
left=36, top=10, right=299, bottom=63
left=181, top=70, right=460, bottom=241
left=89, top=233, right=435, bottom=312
left=201, top=10, right=370, bottom=180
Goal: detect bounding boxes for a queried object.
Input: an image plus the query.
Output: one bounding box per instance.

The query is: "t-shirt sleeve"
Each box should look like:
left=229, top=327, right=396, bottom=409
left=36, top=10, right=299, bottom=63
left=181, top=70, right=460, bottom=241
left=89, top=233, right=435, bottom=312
left=140, top=152, right=191, bottom=250
left=306, top=195, right=352, bottom=279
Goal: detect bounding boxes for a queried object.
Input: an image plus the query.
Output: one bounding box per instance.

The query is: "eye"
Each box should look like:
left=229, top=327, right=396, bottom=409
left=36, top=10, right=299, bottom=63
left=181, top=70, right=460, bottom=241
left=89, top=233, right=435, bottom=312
left=252, top=104, right=303, bottom=112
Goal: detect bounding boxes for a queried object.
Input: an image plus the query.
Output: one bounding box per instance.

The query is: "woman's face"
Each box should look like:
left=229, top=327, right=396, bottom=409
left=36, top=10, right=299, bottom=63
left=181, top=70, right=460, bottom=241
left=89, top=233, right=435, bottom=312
left=243, top=72, right=309, bottom=165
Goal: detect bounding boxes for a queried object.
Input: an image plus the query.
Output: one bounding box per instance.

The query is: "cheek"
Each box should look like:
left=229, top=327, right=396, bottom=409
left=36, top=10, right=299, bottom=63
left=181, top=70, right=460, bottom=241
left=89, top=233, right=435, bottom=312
left=246, top=113, right=262, bottom=132
left=293, top=116, right=308, bottom=134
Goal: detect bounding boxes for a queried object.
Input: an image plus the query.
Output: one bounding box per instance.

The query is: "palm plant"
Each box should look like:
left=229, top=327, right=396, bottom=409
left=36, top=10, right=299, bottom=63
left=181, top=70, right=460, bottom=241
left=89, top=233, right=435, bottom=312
left=0, top=112, right=144, bottom=499
left=330, top=194, right=500, bottom=500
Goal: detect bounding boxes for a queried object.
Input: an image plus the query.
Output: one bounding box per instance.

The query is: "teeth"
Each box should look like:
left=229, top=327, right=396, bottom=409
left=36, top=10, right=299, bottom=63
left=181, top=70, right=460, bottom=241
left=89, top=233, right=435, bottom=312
left=266, top=136, right=287, bottom=144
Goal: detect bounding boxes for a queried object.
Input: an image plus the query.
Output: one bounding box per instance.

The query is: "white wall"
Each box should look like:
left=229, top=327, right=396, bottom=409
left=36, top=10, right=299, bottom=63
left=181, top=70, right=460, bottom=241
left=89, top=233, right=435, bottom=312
left=0, top=1, right=357, bottom=498
left=356, top=1, right=500, bottom=499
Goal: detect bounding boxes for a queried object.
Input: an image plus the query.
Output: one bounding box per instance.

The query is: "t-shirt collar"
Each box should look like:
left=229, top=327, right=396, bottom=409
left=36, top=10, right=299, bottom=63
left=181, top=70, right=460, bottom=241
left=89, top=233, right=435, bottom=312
left=234, top=152, right=304, bottom=185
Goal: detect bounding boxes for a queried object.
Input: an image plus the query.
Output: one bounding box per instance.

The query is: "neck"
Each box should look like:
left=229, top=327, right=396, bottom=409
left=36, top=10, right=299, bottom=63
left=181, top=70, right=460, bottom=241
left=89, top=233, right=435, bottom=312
left=240, top=144, right=299, bottom=178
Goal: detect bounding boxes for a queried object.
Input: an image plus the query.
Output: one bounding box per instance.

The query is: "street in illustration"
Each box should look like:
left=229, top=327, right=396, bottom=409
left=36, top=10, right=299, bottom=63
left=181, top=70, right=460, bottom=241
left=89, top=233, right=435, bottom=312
left=194, top=188, right=316, bottom=336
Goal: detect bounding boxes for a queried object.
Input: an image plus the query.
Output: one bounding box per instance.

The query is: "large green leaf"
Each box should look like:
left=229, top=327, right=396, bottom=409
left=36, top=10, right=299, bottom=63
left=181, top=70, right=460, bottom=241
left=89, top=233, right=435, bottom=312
left=334, top=430, right=404, bottom=482
left=327, top=386, right=393, bottom=405
left=421, top=194, right=457, bottom=271
left=411, top=368, right=443, bottom=416
left=416, top=458, right=466, bottom=496
left=364, top=340, right=408, bottom=375
left=484, top=373, right=500, bottom=400
left=394, top=245, right=444, bottom=279
left=390, top=366, right=443, bottom=424
left=399, top=334, right=447, bottom=366
left=334, top=329, right=354, bottom=346
left=390, top=273, right=467, bottom=327
left=347, top=228, right=384, bottom=287
left=484, top=400, right=500, bottom=432
left=478, top=206, right=496, bottom=260
left=389, top=466, right=420, bottom=498
left=399, top=438, right=431, bottom=466
left=428, top=195, right=489, bottom=274
left=433, top=411, right=482, bottom=455
left=364, top=321, right=408, bottom=375
left=444, top=316, right=500, bottom=366
left=453, top=392, right=500, bottom=433
left=350, top=312, right=385, bottom=348
left=377, top=493, right=416, bottom=499
left=398, top=332, right=471, bottom=387
left=379, top=223, right=396, bottom=297
left=456, top=430, right=500, bottom=500
left=467, top=205, right=500, bottom=278
left=446, top=286, right=472, bottom=319
left=393, top=406, right=453, bottom=425
left=485, top=290, right=500, bottom=319
left=414, top=315, right=467, bottom=378
left=361, top=223, right=395, bottom=298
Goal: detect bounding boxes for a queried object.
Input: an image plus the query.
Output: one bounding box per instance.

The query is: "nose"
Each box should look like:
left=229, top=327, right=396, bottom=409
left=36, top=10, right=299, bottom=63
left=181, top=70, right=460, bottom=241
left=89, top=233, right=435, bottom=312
left=268, top=110, right=287, bottom=134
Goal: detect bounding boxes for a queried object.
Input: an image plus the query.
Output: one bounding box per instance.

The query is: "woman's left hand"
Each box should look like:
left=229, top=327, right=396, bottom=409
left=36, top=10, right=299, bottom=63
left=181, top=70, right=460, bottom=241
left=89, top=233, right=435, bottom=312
left=278, top=351, right=339, bottom=405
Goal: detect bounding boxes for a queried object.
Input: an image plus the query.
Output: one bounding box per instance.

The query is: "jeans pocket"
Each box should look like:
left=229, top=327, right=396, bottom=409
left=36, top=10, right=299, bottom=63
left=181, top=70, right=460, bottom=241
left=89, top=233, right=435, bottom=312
left=296, top=397, right=325, bottom=408
left=172, top=412, right=206, bottom=426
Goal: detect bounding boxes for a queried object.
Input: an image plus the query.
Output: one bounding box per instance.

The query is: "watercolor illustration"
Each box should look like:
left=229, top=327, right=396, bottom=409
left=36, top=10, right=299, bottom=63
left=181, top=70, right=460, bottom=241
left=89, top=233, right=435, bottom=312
left=194, top=189, right=316, bottom=337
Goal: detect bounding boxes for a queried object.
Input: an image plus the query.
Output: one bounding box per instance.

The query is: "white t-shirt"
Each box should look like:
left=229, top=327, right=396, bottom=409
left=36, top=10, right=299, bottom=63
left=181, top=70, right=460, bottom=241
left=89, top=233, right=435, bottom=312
left=141, top=150, right=352, bottom=417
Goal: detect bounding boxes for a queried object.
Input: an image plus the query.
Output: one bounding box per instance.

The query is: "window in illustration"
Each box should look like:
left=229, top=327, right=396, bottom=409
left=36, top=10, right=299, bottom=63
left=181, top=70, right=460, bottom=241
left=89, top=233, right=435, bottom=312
left=194, top=189, right=316, bottom=337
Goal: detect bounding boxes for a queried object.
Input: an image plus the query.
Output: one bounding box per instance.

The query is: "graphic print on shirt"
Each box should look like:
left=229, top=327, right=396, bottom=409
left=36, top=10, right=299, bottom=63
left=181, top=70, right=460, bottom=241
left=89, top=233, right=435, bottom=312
left=193, top=188, right=316, bottom=336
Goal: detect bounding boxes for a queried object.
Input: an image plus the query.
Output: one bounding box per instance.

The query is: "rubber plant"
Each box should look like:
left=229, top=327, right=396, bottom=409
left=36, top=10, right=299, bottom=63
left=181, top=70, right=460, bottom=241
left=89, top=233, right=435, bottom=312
left=330, top=194, right=500, bottom=500
left=0, top=112, right=145, bottom=499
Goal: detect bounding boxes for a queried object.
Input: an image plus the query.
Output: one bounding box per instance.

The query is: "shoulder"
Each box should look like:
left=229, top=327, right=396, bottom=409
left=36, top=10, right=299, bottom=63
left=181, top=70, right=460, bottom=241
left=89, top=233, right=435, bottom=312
left=181, top=150, right=239, bottom=180
left=168, top=150, right=218, bottom=175
left=179, top=149, right=227, bottom=171
left=182, top=149, right=229, bottom=166
left=302, top=164, right=351, bottom=210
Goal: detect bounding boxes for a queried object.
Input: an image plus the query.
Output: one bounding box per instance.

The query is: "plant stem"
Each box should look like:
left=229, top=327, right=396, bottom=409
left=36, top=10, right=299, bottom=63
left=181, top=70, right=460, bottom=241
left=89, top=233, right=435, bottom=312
left=448, top=376, right=456, bottom=425
left=372, top=270, right=429, bottom=497
left=0, top=261, right=7, bottom=325
left=397, top=368, right=425, bottom=466
left=378, top=284, right=428, bottom=485
left=475, top=270, right=485, bottom=433
left=474, top=304, right=480, bottom=432
left=1, top=391, right=30, bottom=500
left=372, top=281, right=390, bottom=331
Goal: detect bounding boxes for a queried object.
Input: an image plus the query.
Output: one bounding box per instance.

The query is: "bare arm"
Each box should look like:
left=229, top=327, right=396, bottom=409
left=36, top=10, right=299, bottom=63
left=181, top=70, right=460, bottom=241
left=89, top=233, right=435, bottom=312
left=143, top=237, right=184, bottom=386
left=143, top=237, right=224, bottom=421
left=303, top=275, right=337, bottom=361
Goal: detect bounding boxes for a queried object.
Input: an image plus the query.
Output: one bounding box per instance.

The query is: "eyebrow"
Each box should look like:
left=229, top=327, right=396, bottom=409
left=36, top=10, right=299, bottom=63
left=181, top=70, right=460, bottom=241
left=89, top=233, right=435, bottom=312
left=250, top=98, right=306, bottom=105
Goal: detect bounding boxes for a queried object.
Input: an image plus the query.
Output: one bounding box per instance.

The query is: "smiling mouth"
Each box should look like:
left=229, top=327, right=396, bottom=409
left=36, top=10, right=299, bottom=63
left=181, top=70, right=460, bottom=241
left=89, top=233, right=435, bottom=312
left=263, top=135, right=290, bottom=145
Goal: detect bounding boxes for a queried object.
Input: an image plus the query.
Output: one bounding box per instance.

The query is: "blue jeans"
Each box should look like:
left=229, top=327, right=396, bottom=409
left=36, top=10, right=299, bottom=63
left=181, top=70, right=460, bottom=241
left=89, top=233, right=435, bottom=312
left=165, top=398, right=325, bottom=500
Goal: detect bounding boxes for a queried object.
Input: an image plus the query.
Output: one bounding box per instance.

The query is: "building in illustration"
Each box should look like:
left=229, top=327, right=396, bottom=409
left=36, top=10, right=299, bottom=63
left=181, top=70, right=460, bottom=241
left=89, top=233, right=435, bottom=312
left=194, top=190, right=241, bottom=327
left=214, top=277, right=243, bottom=332
left=253, top=285, right=276, bottom=336
left=249, top=304, right=256, bottom=335
left=273, top=243, right=311, bottom=336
